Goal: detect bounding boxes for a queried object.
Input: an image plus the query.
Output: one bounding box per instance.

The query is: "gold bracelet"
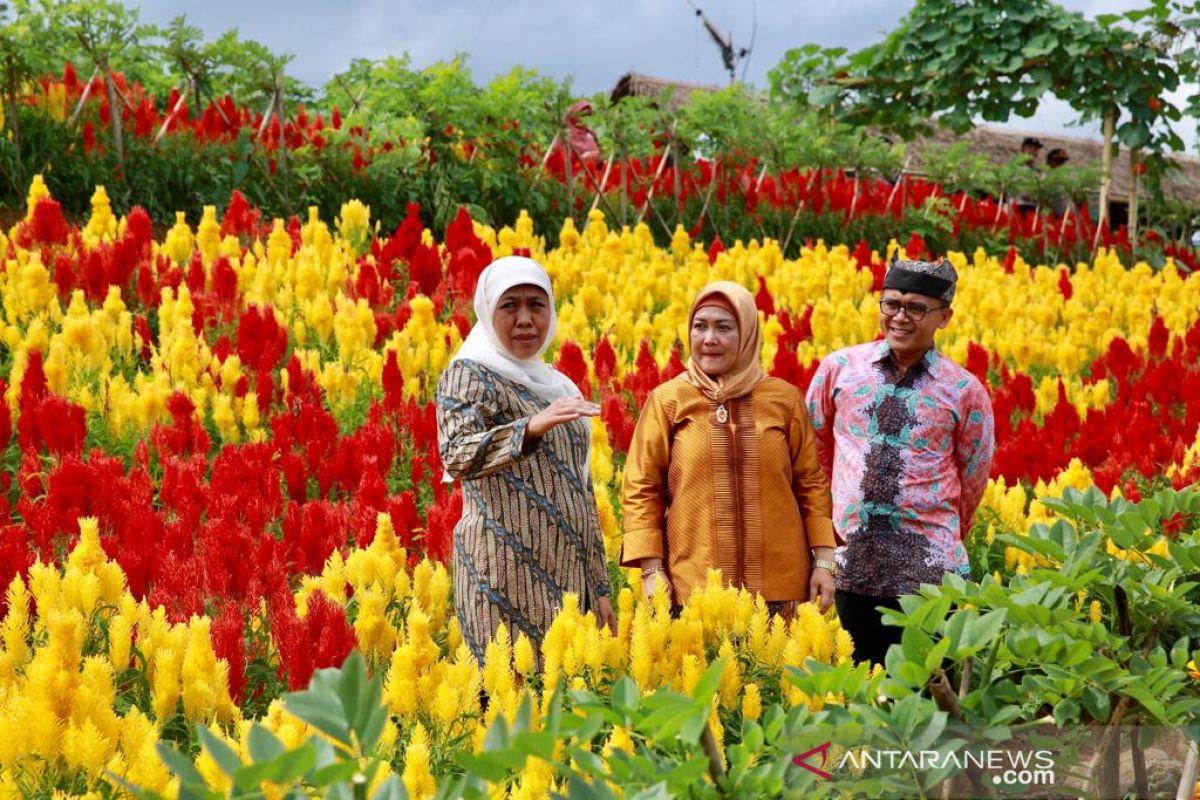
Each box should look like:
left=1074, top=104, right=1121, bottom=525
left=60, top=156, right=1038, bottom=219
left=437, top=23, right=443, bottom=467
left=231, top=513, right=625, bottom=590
left=640, top=565, right=665, bottom=577
left=813, top=558, right=839, bottom=576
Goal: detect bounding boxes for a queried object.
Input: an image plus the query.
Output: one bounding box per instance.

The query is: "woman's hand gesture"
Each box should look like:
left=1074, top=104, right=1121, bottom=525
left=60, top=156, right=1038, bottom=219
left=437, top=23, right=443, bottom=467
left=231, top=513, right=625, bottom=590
left=528, top=398, right=600, bottom=438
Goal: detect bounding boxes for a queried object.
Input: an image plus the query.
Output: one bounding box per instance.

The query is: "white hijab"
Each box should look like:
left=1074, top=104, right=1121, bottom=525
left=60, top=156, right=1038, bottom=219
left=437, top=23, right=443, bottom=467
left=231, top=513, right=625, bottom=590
left=448, top=255, right=581, bottom=401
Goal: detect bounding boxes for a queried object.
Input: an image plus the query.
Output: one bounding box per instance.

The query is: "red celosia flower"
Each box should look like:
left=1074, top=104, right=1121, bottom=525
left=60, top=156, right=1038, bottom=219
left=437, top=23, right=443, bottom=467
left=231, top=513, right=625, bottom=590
left=554, top=340, right=591, bottom=397
left=29, top=198, right=70, bottom=245
left=707, top=235, right=725, bottom=265
left=210, top=604, right=247, bottom=702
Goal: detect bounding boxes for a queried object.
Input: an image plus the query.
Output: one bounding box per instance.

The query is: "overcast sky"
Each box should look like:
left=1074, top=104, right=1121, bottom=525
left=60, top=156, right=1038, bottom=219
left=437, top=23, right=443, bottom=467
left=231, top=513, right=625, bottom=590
left=125, top=0, right=1196, bottom=150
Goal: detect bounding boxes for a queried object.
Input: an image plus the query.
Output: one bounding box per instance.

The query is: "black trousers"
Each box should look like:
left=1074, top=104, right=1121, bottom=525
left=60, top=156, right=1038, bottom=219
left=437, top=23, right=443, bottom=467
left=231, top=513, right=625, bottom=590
left=835, top=589, right=903, bottom=666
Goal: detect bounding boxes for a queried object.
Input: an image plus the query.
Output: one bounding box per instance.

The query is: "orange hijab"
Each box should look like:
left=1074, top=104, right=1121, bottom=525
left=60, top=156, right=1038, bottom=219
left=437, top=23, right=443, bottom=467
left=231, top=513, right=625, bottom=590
left=683, top=281, right=766, bottom=402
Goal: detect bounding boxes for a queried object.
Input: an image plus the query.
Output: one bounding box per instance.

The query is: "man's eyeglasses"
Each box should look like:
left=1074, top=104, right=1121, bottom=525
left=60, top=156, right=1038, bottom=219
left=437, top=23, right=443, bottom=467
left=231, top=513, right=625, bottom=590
left=879, top=299, right=948, bottom=321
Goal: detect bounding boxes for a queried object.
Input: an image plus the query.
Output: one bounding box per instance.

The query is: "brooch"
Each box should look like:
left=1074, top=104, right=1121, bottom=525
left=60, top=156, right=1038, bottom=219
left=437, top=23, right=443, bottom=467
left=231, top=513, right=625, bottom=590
left=715, top=403, right=728, bottom=424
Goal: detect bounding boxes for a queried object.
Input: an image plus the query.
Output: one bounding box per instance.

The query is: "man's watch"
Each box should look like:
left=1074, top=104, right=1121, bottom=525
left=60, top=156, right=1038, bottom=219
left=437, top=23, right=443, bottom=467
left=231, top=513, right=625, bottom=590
left=813, top=558, right=839, bottom=576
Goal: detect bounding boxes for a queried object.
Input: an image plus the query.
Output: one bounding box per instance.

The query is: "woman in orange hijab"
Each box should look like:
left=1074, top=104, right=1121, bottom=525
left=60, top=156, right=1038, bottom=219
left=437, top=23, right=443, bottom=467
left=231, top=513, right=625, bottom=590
left=620, top=281, right=837, bottom=615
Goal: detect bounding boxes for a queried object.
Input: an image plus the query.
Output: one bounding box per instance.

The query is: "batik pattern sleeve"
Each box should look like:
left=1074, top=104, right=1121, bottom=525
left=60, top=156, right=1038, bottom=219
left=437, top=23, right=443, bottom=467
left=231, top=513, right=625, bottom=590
left=620, top=389, right=672, bottom=565
left=955, top=379, right=996, bottom=532
left=804, top=358, right=837, bottom=479
left=436, top=362, right=539, bottom=481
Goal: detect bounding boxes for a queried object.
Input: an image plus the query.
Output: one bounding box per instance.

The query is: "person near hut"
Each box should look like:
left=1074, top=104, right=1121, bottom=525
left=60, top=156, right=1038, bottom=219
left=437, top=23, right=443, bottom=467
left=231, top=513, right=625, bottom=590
left=804, top=257, right=995, bottom=665
left=436, top=256, right=616, bottom=665
left=1015, top=136, right=1045, bottom=215
left=620, top=281, right=837, bottom=619
left=1045, top=148, right=1071, bottom=217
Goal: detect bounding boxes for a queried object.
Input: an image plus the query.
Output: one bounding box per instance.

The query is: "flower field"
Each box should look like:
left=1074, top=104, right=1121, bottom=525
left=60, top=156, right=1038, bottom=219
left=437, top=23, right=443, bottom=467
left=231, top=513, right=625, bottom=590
left=1, top=175, right=1200, bottom=797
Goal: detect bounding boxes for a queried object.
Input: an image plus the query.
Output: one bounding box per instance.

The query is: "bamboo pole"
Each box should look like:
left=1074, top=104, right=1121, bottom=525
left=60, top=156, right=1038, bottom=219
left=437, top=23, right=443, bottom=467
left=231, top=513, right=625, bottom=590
left=1176, top=739, right=1199, bottom=800
left=781, top=169, right=819, bottom=256
left=672, top=133, right=683, bottom=226
left=256, top=90, right=277, bottom=139
left=619, top=140, right=629, bottom=227
left=1128, top=147, right=1141, bottom=247
left=67, top=66, right=101, bottom=129
left=1093, top=108, right=1116, bottom=253
left=154, top=84, right=189, bottom=144
left=886, top=156, right=913, bottom=211
left=563, top=125, right=575, bottom=227
left=634, top=150, right=673, bottom=226
left=107, top=71, right=138, bottom=114
left=6, top=57, right=20, bottom=157
left=103, top=67, right=125, bottom=167
left=589, top=153, right=615, bottom=212
left=569, top=138, right=624, bottom=225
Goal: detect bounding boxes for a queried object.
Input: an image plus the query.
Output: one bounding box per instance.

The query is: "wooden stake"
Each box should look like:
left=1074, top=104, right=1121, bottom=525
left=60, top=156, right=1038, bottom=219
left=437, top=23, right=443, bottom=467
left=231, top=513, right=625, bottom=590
left=635, top=150, right=673, bottom=225
left=1128, top=147, right=1141, bottom=247
left=530, top=132, right=561, bottom=188
left=1093, top=108, right=1115, bottom=254
left=256, top=91, right=277, bottom=139
left=6, top=57, right=20, bottom=156
left=103, top=68, right=125, bottom=168
left=67, top=66, right=101, bottom=129
left=563, top=125, right=575, bottom=226
left=1176, top=738, right=1199, bottom=800
left=781, top=169, right=819, bottom=255
left=886, top=156, right=913, bottom=211
left=154, top=84, right=189, bottom=144
left=590, top=152, right=615, bottom=211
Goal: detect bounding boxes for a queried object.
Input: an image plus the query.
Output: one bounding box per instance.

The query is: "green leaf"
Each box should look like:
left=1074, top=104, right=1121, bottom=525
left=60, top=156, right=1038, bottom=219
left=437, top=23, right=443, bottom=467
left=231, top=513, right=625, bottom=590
left=371, top=776, right=411, bottom=800
left=308, top=760, right=361, bottom=786
left=1171, top=638, right=1191, bottom=670
left=1082, top=686, right=1111, bottom=722
left=925, top=637, right=952, bottom=673
left=456, top=751, right=524, bottom=783
left=155, top=742, right=211, bottom=790
left=1053, top=698, right=1081, bottom=726
left=195, top=725, right=242, bottom=778
left=691, top=658, right=726, bottom=710
left=233, top=745, right=317, bottom=789
left=284, top=689, right=352, bottom=750
left=612, top=676, right=640, bottom=716
left=679, top=707, right=713, bottom=744
left=246, top=724, right=286, bottom=763
left=901, top=626, right=934, bottom=665
left=962, top=609, right=1007, bottom=653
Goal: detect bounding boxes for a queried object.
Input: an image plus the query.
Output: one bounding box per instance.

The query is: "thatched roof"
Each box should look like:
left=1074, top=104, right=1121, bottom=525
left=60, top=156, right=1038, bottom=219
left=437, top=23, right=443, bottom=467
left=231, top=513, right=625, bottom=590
left=907, top=124, right=1200, bottom=204
left=610, top=72, right=721, bottom=111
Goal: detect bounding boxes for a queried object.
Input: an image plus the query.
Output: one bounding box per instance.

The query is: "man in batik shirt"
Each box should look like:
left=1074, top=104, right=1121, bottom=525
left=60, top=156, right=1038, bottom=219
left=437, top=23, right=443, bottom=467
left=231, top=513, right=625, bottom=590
left=805, top=257, right=995, bottom=665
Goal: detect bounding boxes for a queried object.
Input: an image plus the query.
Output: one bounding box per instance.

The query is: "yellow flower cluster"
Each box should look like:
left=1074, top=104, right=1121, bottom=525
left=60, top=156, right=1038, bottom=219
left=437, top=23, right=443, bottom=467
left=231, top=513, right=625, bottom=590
left=979, top=456, right=1178, bottom=573
left=0, top=518, right=239, bottom=796
left=7, top=179, right=1200, bottom=453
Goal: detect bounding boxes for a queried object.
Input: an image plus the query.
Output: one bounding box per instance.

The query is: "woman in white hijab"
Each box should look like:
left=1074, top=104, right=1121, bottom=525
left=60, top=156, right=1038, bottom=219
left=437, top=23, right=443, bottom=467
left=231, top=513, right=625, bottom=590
left=436, top=255, right=615, bottom=666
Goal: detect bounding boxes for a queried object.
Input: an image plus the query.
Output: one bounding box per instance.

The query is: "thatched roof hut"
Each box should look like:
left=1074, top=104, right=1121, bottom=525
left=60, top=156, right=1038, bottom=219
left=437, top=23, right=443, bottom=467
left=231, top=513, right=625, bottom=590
left=609, top=72, right=721, bottom=111
left=908, top=124, right=1200, bottom=205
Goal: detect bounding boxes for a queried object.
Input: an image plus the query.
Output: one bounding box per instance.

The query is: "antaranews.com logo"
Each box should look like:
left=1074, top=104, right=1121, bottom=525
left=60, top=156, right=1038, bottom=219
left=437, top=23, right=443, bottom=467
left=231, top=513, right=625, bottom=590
left=794, top=742, right=1056, bottom=787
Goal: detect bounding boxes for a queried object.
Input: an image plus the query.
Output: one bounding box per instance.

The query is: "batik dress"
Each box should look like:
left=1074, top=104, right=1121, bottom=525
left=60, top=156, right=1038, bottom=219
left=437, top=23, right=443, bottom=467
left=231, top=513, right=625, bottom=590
left=436, top=358, right=611, bottom=663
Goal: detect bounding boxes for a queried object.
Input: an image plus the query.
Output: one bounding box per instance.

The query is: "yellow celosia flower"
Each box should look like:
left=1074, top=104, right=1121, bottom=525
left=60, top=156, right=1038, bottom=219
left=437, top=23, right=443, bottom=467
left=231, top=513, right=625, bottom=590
left=742, top=683, right=762, bottom=721
left=402, top=722, right=437, bottom=800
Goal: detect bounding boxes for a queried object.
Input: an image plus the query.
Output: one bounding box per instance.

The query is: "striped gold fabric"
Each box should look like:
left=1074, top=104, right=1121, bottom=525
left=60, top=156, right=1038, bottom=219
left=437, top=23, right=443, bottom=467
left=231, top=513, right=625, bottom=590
left=436, top=359, right=610, bottom=664
left=621, top=376, right=835, bottom=604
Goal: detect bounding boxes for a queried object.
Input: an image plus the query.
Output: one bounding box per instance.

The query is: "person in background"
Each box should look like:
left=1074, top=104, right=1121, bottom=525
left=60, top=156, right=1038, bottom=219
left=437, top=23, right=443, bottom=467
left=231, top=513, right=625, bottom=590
left=1020, top=136, right=1044, bottom=163
left=1015, top=137, right=1045, bottom=215
left=805, top=257, right=995, bottom=665
left=1045, top=148, right=1072, bottom=217
left=621, top=281, right=837, bottom=619
left=437, top=256, right=616, bottom=666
